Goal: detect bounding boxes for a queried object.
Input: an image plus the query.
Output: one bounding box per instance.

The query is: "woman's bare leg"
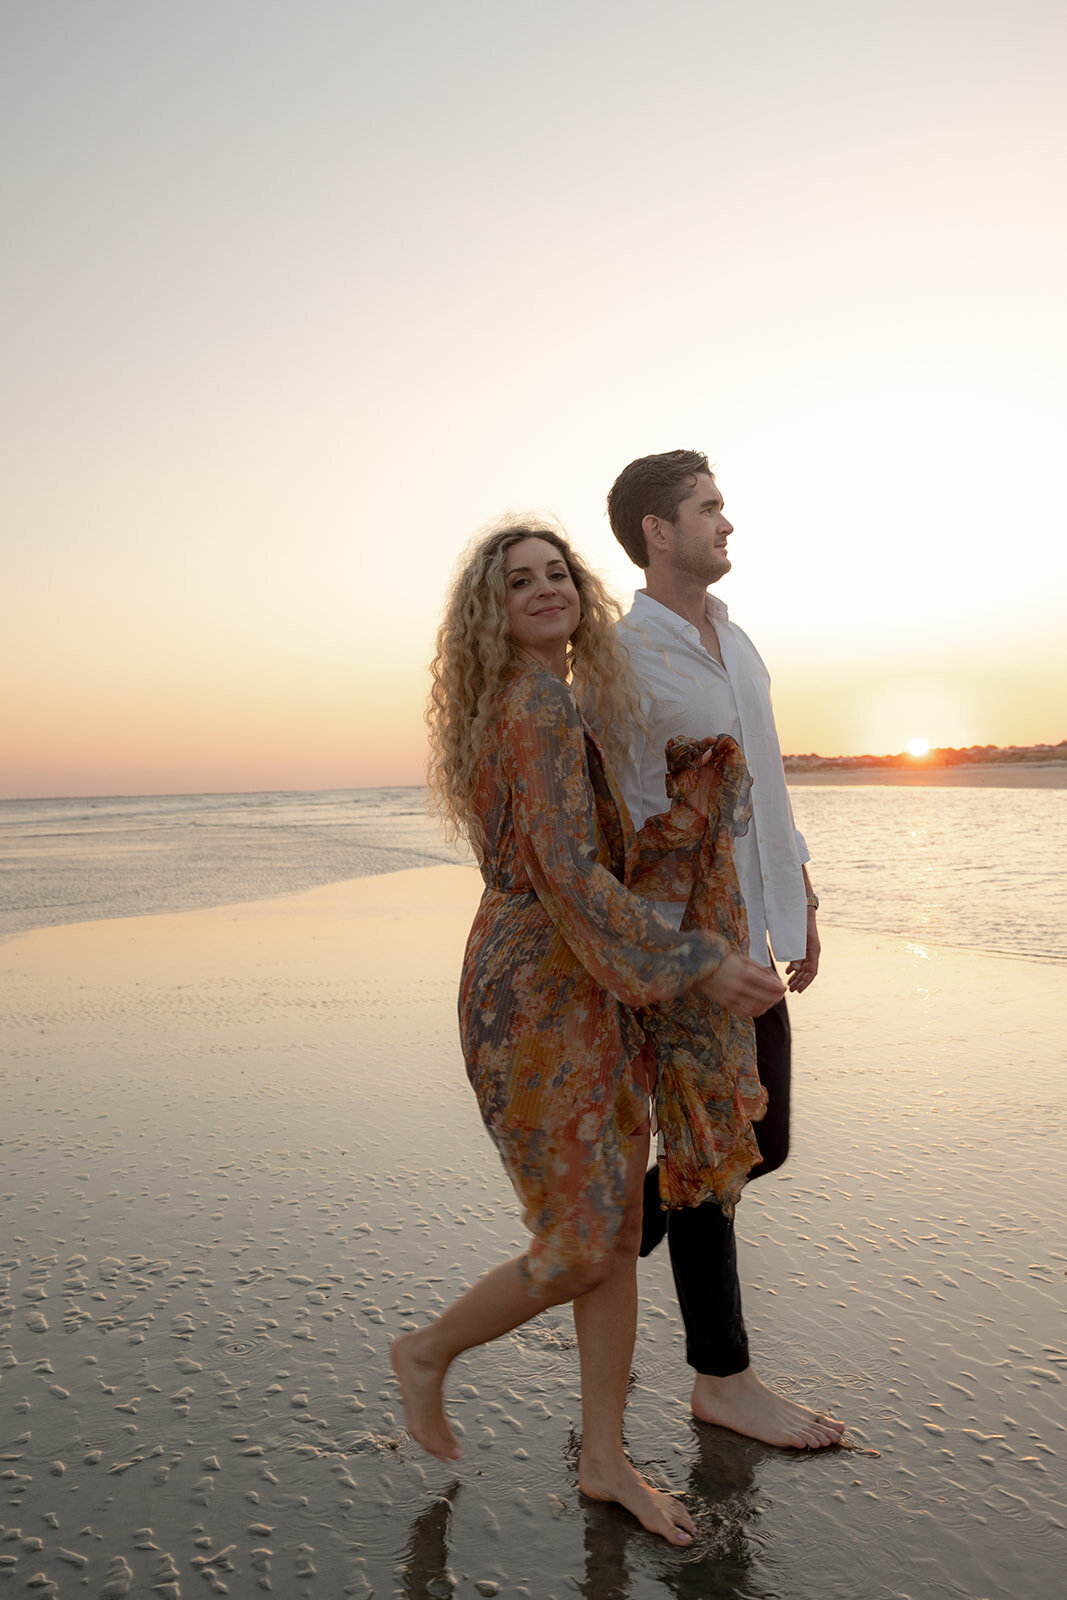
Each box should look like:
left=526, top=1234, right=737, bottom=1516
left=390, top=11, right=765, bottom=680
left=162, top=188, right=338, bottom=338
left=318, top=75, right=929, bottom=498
left=391, top=1254, right=597, bottom=1461
left=574, top=1128, right=696, bottom=1547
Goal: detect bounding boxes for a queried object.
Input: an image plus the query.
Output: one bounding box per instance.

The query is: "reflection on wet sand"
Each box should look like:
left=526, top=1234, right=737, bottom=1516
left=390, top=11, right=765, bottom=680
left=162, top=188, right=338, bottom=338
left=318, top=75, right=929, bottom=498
left=401, top=1479, right=462, bottom=1598
left=575, top=1425, right=765, bottom=1600
left=664, top=1427, right=764, bottom=1599
left=390, top=1433, right=766, bottom=1600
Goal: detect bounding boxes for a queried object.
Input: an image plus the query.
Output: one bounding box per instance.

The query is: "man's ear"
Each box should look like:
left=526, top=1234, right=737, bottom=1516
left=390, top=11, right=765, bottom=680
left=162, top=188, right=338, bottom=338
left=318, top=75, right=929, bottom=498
left=642, top=513, right=670, bottom=551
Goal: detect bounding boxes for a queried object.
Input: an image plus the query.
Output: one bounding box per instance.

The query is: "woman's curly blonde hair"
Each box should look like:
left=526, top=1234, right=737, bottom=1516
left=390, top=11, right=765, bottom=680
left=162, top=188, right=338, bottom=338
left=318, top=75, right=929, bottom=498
left=427, top=518, right=642, bottom=856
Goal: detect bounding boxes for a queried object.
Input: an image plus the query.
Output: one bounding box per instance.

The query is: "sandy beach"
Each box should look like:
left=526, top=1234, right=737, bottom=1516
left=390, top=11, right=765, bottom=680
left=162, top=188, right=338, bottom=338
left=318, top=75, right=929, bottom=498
left=2, top=866, right=1064, bottom=1599
left=785, top=762, right=1067, bottom=787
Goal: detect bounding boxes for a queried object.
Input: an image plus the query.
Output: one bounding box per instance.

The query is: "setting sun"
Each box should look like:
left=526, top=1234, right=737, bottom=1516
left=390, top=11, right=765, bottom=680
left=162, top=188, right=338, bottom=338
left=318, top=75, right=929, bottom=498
left=906, top=738, right=931, bottom=758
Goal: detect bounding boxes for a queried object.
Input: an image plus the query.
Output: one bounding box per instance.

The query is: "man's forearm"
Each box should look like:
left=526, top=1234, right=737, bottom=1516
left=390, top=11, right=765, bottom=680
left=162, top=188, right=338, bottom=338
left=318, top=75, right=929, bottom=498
left=802, top=863, right=818, bottom=911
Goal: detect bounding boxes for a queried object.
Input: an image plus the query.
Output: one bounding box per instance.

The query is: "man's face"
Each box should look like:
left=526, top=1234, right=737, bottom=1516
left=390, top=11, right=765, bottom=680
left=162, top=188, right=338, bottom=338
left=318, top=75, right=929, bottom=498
left=666, top=472, right=734, bottom=586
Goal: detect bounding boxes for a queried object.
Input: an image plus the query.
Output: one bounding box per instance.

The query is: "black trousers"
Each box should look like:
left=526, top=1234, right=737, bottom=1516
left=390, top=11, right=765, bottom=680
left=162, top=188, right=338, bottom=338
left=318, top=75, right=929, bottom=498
left=640, top=995, right=792, bottom=1376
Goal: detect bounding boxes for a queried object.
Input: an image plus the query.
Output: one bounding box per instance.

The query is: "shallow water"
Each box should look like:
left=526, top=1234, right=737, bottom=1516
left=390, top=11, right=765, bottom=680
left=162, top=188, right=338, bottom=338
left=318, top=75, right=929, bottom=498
left=789, top=784, right=1067, bottom=963
left=0, top=788, right=464, bottom=942
left=2, top=783, right=1065, bottom=962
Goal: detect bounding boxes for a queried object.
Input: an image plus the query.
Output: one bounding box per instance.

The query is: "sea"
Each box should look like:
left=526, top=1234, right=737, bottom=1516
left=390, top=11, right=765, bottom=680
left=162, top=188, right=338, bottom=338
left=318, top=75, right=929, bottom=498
left=1, top=784, right=1064, bottom=963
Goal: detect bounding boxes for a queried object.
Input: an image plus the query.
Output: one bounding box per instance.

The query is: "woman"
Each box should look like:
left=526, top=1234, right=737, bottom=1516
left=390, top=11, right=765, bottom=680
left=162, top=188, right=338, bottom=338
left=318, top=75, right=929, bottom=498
left=391, top=520, right=783, bottom=1546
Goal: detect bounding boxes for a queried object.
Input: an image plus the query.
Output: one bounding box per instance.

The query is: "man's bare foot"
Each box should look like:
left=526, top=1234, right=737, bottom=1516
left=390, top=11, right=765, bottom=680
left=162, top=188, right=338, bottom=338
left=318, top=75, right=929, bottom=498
left=390, top=1330, right=461, bottom=1461
left=579, top=1453, right=695, bottom=1546
left=691, top=1366, right=845, bottom=1449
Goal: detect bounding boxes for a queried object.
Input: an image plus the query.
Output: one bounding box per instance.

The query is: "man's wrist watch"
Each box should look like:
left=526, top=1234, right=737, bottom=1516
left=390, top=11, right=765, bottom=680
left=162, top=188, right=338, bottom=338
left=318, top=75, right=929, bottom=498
left=806, top=892, right=819, bottom=911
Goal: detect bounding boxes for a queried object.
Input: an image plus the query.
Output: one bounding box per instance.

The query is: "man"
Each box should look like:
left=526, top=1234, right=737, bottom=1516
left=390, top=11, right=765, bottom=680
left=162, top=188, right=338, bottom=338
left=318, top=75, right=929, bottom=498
left=606, top=449, right=844, bottom=1449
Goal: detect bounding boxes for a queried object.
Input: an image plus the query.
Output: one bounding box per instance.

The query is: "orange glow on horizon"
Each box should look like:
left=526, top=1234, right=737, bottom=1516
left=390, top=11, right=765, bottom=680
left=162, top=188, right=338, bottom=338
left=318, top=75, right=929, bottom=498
left=4, top=6, right=1066, bottom=799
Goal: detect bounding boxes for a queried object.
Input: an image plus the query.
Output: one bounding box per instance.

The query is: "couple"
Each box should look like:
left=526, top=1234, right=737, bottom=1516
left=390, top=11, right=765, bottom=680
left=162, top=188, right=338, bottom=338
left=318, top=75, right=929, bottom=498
left=391, top=449, right=843, bottom=1546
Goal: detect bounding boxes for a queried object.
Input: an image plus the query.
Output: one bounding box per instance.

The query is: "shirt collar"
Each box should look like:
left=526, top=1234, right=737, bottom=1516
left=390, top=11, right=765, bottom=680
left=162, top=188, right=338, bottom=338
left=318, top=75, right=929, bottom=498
left=630, top=588, right=731, bottom=638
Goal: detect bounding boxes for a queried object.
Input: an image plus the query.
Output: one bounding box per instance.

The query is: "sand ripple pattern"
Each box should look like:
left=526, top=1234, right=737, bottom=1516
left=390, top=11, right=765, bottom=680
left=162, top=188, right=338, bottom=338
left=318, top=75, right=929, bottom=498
left=1, top=874, right=1065, bottom=1598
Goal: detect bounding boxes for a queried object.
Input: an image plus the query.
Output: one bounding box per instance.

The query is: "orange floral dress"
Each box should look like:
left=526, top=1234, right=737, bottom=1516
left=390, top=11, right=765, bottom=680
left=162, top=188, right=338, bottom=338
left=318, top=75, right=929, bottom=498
left=459, top=666, right=762, bottom=1292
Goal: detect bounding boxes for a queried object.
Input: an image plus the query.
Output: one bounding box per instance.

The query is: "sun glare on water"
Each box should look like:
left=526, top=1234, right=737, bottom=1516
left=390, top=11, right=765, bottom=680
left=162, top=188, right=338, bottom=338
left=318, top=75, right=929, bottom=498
left=906, top=737, right=931, bottom=758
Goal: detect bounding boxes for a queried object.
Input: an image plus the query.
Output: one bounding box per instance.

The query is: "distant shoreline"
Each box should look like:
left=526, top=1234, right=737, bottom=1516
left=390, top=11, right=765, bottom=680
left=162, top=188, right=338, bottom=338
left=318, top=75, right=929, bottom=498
left=786, top=761, right=1067, bottom=787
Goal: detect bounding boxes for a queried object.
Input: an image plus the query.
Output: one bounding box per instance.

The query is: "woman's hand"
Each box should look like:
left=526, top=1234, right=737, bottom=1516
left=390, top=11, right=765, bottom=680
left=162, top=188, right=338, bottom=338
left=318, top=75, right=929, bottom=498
left=696, top=953, right=785, bottom=1018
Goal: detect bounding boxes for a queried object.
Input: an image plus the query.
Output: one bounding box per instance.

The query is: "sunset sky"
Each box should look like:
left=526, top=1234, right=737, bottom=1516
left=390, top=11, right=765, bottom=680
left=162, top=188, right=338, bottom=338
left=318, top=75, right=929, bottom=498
left=4, top=0, right=1065, bottom=798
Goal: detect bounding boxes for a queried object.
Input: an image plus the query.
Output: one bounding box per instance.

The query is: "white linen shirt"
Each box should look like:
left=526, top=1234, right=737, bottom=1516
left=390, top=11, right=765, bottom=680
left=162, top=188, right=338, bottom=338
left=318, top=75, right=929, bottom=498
left=615, top=590, right=810, bottom=964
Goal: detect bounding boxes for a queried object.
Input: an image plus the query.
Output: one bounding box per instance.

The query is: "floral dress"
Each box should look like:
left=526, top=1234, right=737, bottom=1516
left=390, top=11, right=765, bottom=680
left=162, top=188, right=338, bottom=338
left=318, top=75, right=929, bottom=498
left=459, top=666, right=761, bottom=1292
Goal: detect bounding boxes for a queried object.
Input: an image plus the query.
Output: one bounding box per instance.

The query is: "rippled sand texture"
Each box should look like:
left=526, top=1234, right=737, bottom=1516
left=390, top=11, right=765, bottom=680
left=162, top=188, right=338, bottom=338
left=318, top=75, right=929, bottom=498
left=1, top=867, right=1064, bottom=1599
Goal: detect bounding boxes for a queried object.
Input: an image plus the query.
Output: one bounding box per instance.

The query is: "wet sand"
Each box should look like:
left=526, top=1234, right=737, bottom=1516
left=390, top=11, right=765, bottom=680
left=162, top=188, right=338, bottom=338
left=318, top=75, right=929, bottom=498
left=1, top=867, right=1064, bottom=1599
left=786, top=762, right=1067, bottom=787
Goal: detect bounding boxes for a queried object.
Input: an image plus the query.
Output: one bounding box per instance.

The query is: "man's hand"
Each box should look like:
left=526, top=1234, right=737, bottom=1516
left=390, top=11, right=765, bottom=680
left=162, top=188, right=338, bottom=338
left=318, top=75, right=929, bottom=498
left=697, top=954, right=785, bottom=1018
left=785, top=909, right=821, bottom=993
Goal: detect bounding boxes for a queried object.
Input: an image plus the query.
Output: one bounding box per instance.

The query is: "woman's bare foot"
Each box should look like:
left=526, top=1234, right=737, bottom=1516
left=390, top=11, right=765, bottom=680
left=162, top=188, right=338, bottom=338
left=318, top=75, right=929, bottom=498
left=390, top=1330, right=462, bottom=1461
left=691, top=1366, right=845, bottom=1449
left=579, top=1453, right=695, bottom=1545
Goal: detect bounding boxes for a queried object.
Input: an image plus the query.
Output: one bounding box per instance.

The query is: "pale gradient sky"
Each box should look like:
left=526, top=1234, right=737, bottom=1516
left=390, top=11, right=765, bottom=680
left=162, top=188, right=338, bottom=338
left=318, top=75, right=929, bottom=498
left=3, top=0, right=1065, bottom=797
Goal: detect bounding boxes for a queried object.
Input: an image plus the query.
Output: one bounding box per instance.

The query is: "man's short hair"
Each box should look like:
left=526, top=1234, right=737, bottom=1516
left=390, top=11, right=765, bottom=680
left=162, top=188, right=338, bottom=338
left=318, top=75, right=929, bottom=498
left=606, top=449, right=711, bottom=567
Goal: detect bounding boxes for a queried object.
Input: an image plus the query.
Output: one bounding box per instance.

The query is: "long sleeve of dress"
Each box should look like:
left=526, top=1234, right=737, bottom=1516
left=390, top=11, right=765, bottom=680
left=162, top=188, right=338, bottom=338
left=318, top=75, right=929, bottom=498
left=627, top=731, right=752, bottom=901
left=499, top=671, right=726, bottom=1009
left=627, top=803, right=705, bottom=903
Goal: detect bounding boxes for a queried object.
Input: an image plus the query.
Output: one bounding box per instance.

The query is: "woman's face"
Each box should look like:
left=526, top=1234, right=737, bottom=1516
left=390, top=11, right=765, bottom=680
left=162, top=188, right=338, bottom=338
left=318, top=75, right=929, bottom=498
left=504, top=537, right=581, bottom=668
